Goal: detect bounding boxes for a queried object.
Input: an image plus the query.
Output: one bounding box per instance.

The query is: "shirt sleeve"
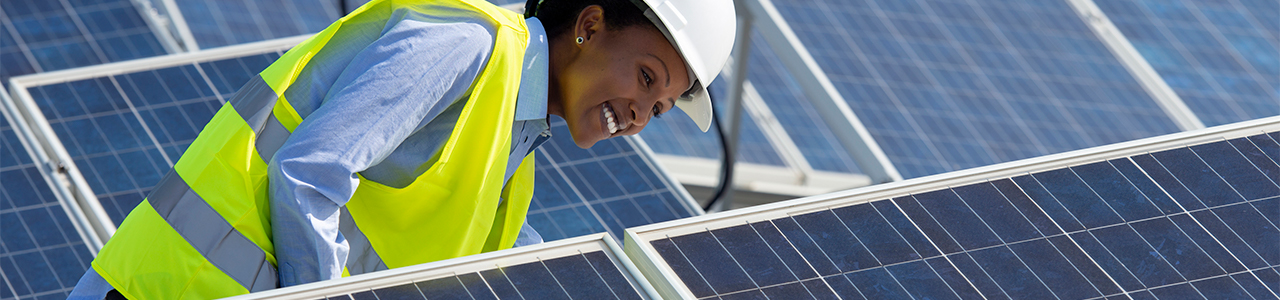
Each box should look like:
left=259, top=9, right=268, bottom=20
left=268, top=18, right=494, bottom=287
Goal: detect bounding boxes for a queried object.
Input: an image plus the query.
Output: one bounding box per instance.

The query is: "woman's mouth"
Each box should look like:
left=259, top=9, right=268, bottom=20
left=602, top=103, right=623, bottom=135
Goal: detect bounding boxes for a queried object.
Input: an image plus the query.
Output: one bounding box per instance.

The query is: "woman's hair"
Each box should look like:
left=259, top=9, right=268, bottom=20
left=525, top=0, right=653, bottom=39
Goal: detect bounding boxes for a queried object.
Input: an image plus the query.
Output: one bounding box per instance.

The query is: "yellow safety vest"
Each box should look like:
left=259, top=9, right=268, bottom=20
left=89, top=0, right=534, bottom=298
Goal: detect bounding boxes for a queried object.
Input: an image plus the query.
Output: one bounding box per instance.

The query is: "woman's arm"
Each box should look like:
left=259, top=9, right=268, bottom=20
left=268, top=18, right=494, bottom=287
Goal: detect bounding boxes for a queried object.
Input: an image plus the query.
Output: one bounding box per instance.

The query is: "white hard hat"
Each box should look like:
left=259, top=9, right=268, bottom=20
left=632, top=0, right=736, bottom=132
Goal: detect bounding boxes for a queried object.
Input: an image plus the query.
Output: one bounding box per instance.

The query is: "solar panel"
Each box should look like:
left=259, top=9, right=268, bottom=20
left=160, top=0, right=342, bottom=49
left=8, top=36, right=698, bottom=244
left=0, top=0, right=171, bottom=86
left=0, top=87, right=96, bottom=300
left=769, top=0, right=1186, bottom=179
left=222, top=233, right=657, bottom=299
left=1096, top=0, right=1279, bottom=127
left=625, top=116, right=1280, bottom=299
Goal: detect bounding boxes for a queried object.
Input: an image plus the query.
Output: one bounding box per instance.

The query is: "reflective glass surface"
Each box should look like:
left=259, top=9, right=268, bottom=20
left=653, top=132, right=1280, bottom=299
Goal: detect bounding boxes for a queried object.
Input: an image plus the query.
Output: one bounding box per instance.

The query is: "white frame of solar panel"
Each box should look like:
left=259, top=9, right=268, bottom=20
left=5, top=35, right=308, bottom=247
left=624, top=115, right=1280, bottom=299
left=221, top=233, right=659, bottom=300
left=0, top=86, right=107, bottom=254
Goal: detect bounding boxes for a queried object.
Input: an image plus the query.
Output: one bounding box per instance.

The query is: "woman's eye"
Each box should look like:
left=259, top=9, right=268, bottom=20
left=642, top=70, right=653, bottom=85
left=652, top=105, right=663, bottom=118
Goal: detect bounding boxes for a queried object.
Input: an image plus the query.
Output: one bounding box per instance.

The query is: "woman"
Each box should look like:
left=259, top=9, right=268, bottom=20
left=69, top=0, right=734, bottom=298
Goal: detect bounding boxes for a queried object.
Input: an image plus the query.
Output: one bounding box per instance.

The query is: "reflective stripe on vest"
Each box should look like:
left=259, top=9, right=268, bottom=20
left=90, top=0, right=537, bottom=297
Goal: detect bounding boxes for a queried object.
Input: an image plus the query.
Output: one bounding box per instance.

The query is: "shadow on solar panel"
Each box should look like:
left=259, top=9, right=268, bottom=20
left=626, top=116, right=1280, bottom=300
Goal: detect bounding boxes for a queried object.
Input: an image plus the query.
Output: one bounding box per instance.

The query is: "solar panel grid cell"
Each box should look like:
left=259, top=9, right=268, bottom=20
left=0, top=101, right=94, bottom=300
left=330, top=251, right=643, bottom=299
left=651, top=132, right=1280, bottom=299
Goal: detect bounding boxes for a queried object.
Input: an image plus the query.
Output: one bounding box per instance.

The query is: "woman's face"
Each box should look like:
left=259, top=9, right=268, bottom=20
left=548, top=6, right=691, bottom=148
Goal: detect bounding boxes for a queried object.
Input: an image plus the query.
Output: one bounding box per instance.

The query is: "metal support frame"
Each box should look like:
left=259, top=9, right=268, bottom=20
left=742, top=0, right=902, bottom=184
left=152, top=0, right=203, bottom=52
left=1, top=87, right=107, bottom=254
left=7, top=36, right=308, bottom=248
left=128, top=0, right=185, bottom=54
left=708, top=0, right=756, bottom=213
left=222, top=233, right=659, bottom=300
left=1066, top=0, right=1205, bottom=131
left=626, top=115, right=1280, bottom=299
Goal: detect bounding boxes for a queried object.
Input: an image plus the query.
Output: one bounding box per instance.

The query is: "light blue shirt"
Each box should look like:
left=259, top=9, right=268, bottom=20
left=69, top=15, right=551, bottom=298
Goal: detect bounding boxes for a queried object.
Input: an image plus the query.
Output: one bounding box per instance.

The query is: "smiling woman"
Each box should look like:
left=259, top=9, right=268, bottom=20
left=68, top=0, right=734, bottom=299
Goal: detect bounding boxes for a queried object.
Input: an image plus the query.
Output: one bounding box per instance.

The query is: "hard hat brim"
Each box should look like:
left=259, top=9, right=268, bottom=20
left=674, top=83, right=713, bottom=132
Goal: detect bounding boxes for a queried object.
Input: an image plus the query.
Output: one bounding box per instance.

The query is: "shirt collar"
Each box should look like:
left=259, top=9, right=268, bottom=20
left=514, top=17, right=549, bottom=122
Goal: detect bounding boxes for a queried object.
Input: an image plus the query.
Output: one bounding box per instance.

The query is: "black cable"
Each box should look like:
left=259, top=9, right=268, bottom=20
left=703, top=92, right=734, bottom=212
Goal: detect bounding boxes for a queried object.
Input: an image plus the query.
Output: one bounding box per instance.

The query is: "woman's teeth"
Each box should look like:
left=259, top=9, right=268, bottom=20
left=603, top=106, right=619, bottom=134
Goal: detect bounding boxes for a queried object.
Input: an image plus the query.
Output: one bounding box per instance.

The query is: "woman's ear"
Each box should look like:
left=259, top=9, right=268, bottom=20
left=574, top=5, right=606, bottom=43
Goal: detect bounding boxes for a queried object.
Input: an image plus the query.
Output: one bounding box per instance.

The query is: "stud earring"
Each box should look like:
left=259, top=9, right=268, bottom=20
left=576, top=36, right=584, bottom=44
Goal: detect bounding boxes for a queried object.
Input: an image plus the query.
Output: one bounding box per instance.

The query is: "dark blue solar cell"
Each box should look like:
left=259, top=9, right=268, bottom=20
left=1166, top=214, right=1247, bottom=273
left=650, top=238, right=714, bottom=297
left=832, top=203, right=921, bottom=265
left=760, top=282, right=810, bottom=300
left=667, top=230, right=757, bottom=295
left=710, top=224, right=797, bottom=287
left=820, top=275, right=865, bottom=300
left=1193, top=275, right=1256, bottom=299
left=1150, top=147, right=1246, bottom=207
left=1192, top=141, right=1280, bottom=200
left=1109, top=158, right=1184, bottom=214
left=940, top=253, right=1007, bottom=299
left=1005, top=239, right=1101, bottom=299
left=894, top=196, right=964, bottom=254
left=414, top=276, right=472, bottom=300
left=967, top=246, right=1056, bottom=299
left=886, top=260, right=960, bottom=300
left=1130, top=218, right=1224, bottom=281
left=1064, top=232, right=1146, bottom=293
left=542, top=254, right=616, bottom=299
left=477, top=269, right=522, bottom=299
left=1072, top=161, right=1163, bottom=221
left=718, top=289, right=767, bottom=300
left=748, top=221, right=819, bottom=281
left=1256, top=268, right=1280, bottom=296
left=1031, top=168, right=1126, bottom=228
left=1210, top=203, right=1280, bottom=265
left=371, top=283, right=425, bottom=300
left=869, top=200, right=941, bottom=259
left=502, top=262, right=570, bottom=300
left=790, top=210, right=881, bottom=273
left=1229, top=273, right=1274, bottom=300
left=326, top=295, right=352, bottom=300
left=1227, top=138, right=1280, bottom=187
left=1089, top=225, right=1186, bottom=287
left=912, top=189, right=1003, bottom=250
left=451, top=273, right=497, bottom=300
left=1131, top=154, right=1208, bottom=210
left=771, top=216, right=843, bottom=276
left=1247, top=134, right=1280, bottom=164
left=951, top=182, right=1043, bottom=243
left=582, top=251, right=642, bottom=300
left=845, top=268, right=911, bottom=299
left=1190, top=209, right=1271, bottom=270
left=1012, top=175, right=1087, bottom=232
